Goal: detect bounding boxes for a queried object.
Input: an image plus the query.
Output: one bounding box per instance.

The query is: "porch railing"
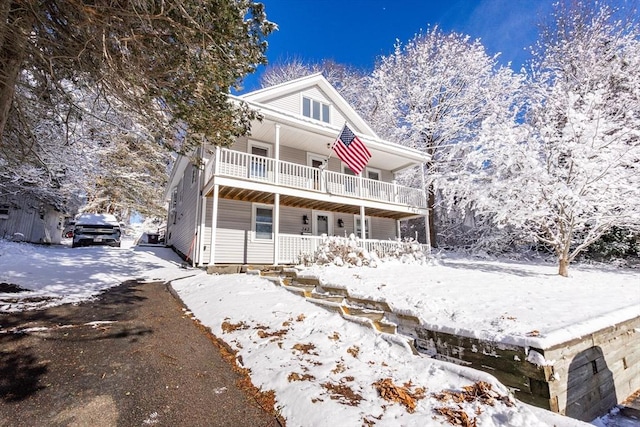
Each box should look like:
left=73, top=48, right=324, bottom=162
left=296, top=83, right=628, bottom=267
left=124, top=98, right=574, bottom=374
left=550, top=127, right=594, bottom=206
left=205, top=148, right=427, bottom=208
left=277, top=234, right=430, bottom=265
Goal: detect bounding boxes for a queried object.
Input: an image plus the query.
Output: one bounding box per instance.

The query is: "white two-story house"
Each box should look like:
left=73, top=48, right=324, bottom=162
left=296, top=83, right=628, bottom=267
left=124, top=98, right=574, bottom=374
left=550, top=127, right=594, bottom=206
left=165, top=73, right=430, bottom=266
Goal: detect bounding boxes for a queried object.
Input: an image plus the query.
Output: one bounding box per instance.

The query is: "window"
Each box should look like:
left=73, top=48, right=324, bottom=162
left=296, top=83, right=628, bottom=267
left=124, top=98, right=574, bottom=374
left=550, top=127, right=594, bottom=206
left=354, top=216, right=371, bottom=239
left=302, top=96, right=330, bottom=123
left=367, top=169, right=380, bottom=181
left=191, top=165, right=197, bottom=186
left=254, top=205, right=273, bottom=240
left=367, top=168, right=381, bottom=196
left=0, top=206, right=8, bottom=220
left=171, top=189, right=178, bottom=224
left=343, top=165, right=357, bottom=193
left=178, top=179, right=184, bottom=203
left=249, top=142, right=271, bottom=179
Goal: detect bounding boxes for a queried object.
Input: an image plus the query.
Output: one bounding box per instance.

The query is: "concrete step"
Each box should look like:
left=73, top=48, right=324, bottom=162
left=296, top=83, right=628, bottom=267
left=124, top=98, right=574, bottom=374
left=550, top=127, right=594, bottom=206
left=316, top=285, right=350, bottom=297
left=281, top=285, right=309, bottom=298
left=261, top=276, right=282, bottom=285
left=308, top=291, right=344, bottom=303
left=345, top=296, right=392, bottom=312
left=306, top=297, right=344, bottom=314
left=284, top=281, right=316, bottom=293
left=342, top=305, right=385, bottom=322
left=294, top=276, right=322, bottom=287
left=373, top=319, right=397, bottom=334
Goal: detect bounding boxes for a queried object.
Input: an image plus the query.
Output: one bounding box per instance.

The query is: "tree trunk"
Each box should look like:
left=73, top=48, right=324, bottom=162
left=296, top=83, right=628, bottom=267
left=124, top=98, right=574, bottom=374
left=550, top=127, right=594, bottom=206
left=558, top=257, right=569, bottom=277
left=427, top=182, right=437, bottom=248
left=0, top=2, right=29, bottom=142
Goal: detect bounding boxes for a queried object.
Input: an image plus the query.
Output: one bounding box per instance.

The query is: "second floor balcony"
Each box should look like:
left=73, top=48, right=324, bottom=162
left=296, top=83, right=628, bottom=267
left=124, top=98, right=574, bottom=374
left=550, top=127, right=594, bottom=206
left=204, top=147, right=427, bottom=211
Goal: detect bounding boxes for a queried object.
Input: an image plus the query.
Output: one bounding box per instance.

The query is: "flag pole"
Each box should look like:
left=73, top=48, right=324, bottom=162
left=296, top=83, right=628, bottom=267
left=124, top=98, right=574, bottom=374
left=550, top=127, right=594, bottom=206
left=324, top=122, right=347, bottom=167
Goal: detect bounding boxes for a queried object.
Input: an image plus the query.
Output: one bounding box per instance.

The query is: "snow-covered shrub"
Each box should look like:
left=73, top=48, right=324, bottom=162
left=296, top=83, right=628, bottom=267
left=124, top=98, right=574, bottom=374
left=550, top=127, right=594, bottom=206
left=299, top=235, right=428, bottom=267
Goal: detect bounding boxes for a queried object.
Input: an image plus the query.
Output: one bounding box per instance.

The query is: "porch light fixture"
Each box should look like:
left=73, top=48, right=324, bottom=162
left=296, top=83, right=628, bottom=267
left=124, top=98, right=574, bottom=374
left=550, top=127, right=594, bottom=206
left=337, top=218, right=344, bottom=228
left=303, top=215, right=309, bottom=224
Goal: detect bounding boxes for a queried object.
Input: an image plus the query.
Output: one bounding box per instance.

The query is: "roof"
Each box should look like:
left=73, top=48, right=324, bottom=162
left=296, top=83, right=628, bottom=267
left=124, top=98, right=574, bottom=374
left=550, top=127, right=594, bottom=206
left=240, top=73, right=378, bottom=138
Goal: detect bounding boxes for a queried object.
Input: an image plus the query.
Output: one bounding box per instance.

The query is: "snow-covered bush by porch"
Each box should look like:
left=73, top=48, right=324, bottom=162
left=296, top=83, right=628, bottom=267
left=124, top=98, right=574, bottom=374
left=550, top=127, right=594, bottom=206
left=299, top=234, right=428, bottom=267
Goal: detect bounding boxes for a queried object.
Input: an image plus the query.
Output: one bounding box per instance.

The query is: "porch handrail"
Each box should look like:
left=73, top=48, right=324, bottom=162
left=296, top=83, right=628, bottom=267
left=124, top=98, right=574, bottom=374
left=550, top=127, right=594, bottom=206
left=207, top=148, right=427, bottom=208
left=277, top=234, right=429, bottom=264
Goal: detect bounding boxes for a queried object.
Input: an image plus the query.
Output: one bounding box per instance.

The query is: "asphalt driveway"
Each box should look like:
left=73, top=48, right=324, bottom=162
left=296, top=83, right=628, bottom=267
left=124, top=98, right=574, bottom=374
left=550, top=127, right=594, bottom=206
left=0, top=279, right=283, bottom=427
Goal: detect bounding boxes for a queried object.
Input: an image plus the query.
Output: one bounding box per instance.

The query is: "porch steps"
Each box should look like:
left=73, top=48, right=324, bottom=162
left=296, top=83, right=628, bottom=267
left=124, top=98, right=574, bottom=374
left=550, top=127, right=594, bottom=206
left=257, top=268, right=400, bottom=338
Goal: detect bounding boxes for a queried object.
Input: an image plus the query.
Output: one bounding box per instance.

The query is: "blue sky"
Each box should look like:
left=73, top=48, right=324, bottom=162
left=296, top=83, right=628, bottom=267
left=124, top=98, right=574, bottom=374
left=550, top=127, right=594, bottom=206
left=239, top=0, right=555, bottom=93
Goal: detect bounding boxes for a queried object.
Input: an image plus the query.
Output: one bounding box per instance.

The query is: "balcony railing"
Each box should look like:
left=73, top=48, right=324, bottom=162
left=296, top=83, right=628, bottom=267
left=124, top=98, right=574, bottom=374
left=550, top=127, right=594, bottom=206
left=278, top=234, right=430, bottom=264
left=206, top=148, right=427, bottom=208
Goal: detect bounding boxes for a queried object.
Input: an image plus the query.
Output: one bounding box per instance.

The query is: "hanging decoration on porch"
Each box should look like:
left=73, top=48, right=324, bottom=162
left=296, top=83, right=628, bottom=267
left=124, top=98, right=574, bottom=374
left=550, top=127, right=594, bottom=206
left=330, top=123, right=371, bottom=175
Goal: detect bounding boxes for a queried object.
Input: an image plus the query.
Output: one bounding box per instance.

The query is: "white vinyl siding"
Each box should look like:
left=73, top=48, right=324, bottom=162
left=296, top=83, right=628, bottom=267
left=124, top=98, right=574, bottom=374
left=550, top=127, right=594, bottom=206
left=264, top=93, right=299, bottom=114
left=166, top=164, right=199, bottom=260
left=371, top=217, right=397, bottom=240
left=280, top=207, right=312, bottom=235
left=215, top=199, right=251, bottom=264
left=214, top=199, right=274, bottom=264
left=201, top=197, right=213, bottom=264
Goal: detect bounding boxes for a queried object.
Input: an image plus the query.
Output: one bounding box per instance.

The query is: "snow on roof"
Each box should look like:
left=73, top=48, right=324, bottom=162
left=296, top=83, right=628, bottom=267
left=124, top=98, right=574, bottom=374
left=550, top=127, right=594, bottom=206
left=75, top=213, right=120, bottom=226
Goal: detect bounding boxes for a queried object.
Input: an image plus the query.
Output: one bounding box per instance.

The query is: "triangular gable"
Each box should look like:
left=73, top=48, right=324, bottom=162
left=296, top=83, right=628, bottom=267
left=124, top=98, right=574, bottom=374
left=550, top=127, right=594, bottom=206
left=241, top=73, right=378, bottom=139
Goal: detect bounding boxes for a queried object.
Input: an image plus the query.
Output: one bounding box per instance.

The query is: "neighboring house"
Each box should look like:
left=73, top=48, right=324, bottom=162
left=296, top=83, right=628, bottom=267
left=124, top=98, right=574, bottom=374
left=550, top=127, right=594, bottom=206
left=0, top=195, right=64, bottom=244
left=165, top=73, right=430, bottom=266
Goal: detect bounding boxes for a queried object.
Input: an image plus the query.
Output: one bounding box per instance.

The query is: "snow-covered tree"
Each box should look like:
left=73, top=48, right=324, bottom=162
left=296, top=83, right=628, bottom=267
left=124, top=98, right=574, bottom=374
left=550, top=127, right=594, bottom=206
left=368, top=27, right=525, bottom=247
left=1, top=1, right=275, bottom=152
left=466, top=1, right=640, bottom=276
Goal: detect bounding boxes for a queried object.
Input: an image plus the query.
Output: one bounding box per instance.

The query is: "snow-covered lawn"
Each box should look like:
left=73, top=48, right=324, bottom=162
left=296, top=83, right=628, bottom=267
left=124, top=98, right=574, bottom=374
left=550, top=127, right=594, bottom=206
left=1, top=239, right=637, bottom=426
left=300, top=256, right=640, bottom=349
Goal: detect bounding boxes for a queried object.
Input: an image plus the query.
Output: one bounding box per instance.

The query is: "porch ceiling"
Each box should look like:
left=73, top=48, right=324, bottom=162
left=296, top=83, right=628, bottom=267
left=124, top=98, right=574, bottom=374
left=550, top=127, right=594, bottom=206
left=249, top=118, right=426, bottom=174
left=213, top=186, right=420, bottom=220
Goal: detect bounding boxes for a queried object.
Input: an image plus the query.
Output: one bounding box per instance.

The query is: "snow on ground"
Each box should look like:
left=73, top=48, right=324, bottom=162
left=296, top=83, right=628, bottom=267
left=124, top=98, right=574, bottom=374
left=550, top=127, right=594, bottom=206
left=0, top=238, right=190, bottom=312
left=1, top=238, right=636, bottom=426
left=300, top=256, right=640, bottom=349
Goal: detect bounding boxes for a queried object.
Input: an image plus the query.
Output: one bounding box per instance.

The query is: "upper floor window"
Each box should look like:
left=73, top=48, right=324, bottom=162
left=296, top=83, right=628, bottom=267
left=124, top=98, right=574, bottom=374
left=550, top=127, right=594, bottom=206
left=366, top=168, right=380, bottom=181
left=302, top=97, right=330, bottom=123
left=249, top=142, right=271, bottom=179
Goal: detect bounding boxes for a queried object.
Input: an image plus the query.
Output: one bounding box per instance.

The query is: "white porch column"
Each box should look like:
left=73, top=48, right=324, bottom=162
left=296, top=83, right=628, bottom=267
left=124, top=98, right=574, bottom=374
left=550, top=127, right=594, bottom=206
left=195, top=193, right=207, bottom=267
left=195, top=150, right=208, bottom=267
left=214, top=145, right=221, bottom=175
left=273, top=193, right=280, bottom=265
left=209, top=184, right=220, bottom=265
left=273, top=123, right=281, bottom=265
left=274, top=124, right=280, bottom=185
left=359, top=205, right=366, bottom=240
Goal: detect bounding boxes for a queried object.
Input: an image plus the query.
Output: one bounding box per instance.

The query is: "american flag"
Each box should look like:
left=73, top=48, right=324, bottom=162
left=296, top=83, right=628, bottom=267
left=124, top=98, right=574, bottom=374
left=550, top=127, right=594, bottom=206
left=332, top=124, right=371, bottom=175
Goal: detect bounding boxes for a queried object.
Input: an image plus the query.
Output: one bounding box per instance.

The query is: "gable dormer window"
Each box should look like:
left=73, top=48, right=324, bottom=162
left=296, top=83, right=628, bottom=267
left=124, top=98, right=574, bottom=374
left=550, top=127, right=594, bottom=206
left=302, top=96, right=330, bottom=123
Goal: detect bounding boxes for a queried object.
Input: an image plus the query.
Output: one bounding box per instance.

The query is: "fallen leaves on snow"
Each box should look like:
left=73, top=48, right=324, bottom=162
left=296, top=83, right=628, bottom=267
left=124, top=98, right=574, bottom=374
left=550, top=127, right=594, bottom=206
left=372, top=378, right=426, bottom=413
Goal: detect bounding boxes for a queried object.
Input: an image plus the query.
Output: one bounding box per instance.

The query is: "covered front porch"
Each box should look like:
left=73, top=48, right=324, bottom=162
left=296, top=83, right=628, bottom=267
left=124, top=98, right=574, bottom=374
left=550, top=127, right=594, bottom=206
left=196, top=185, right=429, bottom=267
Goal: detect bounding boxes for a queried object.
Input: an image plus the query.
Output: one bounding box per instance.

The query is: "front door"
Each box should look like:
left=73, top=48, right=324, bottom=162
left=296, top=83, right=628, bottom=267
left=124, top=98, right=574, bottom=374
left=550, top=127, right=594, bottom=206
left=313, top=211, right=333, bottom=236
left=308, top=154, right=325, bottom=191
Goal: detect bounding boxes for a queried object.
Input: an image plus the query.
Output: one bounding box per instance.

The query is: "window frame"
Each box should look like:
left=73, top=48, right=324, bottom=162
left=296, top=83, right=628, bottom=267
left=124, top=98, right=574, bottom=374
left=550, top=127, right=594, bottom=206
left=302, top=96, right=331, bottom=123
left=252, top=203, right=274, bottom=242
left=366, top=167, right=381, bottom=181
left=354, top=215, right=371, bottom=239
left=191, top=164, right=198, bottom=186
left=248, top=140, right=272, bottom=179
